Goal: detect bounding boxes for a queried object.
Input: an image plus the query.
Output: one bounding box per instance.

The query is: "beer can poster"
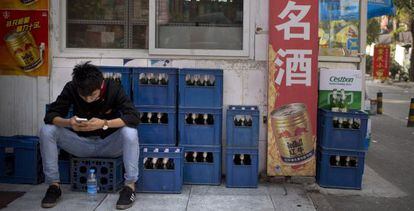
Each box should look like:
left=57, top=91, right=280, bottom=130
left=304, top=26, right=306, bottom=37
left=0, top=0, right=48, bottom=10
left=267, top=0, right=318, bottom=176
left=0, top=9, right=49, bottom=76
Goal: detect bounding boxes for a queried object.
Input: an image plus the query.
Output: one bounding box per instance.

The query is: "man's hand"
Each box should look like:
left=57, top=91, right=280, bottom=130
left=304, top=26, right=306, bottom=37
left=86, top=118, right=105, bottom=131
left=70, top=116, right=88, bottom=131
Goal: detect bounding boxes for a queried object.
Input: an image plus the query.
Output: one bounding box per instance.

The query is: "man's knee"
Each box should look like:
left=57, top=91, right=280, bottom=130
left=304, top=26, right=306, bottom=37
left=39, top=124, right=59, bottom=142
left=119, top=127, right=138, bottom=145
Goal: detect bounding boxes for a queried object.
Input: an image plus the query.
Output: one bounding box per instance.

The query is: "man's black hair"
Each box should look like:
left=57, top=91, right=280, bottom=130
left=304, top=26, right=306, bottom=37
left=72, top=61, right=103, bottom=97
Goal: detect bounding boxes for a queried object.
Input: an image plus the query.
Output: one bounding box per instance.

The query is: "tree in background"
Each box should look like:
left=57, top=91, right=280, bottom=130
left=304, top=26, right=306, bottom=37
left=367, top=17, right=381, bottom=45
left=394, top=0, right=414, bottom=81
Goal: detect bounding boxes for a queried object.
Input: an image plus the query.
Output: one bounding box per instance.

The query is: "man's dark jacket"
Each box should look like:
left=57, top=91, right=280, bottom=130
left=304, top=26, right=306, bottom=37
left=44, top=79, right=139, bottom=138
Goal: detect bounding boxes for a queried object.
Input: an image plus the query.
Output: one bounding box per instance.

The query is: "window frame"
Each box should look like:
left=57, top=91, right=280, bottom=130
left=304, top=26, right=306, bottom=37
left=59, top=0, right=150, bottom=58
left=148, top=0, right=250, bottom=57
left=57, top=0, right=251, bottom=58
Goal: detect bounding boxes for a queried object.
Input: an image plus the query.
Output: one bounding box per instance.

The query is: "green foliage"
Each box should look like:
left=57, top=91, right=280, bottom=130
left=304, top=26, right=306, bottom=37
left=367, top=18, right=380, bottom=45
left=390, top=59, right=403, bottom=78
left=366, top=55, right=373, bottom=75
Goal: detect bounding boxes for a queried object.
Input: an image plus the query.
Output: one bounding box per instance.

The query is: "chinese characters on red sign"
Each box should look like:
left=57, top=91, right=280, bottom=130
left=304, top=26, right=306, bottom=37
left=373, top=44, right=390, bottom=80
left=267, top=0, right=318, bottom=176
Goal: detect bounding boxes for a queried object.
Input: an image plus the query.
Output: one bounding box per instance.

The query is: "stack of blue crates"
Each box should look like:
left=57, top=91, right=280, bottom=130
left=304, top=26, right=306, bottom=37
left=316, top=109, right=369, bottom=189
left=178, top=68, right=223, bottom=185
left=0, top=135, right=71, bottom=185
left=225, top=106, right=259, bottom=188
left=0, top=136, right=43, bottom=184
left=137, top=146, right=183, bottom=193
left=132, top=67, right=178, bottom=146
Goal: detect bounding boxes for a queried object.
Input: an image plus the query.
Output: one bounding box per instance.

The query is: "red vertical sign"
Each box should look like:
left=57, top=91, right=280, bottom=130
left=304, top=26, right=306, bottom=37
left=373, top=44, right=390, bottom=80
left=267, top=0, right=319, bottom=176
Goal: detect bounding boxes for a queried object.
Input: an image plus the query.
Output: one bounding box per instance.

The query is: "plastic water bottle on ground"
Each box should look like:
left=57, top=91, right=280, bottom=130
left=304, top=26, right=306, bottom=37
left=87, top=168, right=98, bottom=201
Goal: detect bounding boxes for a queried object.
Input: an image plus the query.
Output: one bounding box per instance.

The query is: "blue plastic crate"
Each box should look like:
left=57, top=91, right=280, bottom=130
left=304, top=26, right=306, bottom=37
left=226, top=105, right=260, bottom=148
left=0, top=136, right=44, bottom=184
left=225, top=147, right=258, bottom=188
left=137, top=145, right=183, bottom=193
left=71, top=157, right=124, bottom=193
left=179, top=108, right=222, bottom=146
left=181, top=145, right=221, bottom=185
left=316, top=147, right=365, bottom=189
left=99, top=66, right=132, bottom=98
left=59, top=160, right=70, bottom=184
left=133, top=67, right=178, bottom=107
left=58, top=149, right=71, bottom=184
left=178, top=68, right=223, bottom=108
left=318, top=109, right=369, bottom=151
left=137, top=106, right=177, bottom=146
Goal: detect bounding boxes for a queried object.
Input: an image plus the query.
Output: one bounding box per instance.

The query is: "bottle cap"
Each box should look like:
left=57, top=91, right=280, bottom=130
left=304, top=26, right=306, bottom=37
left=89, top=169, right=95, bottom=173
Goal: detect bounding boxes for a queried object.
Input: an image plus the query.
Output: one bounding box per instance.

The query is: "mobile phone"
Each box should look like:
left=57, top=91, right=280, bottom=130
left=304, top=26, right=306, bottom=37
left=75, top=117, right=88, bottom=123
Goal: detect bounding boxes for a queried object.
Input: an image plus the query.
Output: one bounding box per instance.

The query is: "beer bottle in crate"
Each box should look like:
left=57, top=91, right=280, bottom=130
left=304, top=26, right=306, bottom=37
left=244, top=154, right=251, bottom=165
left=192, top=152, right=198, bottom=162
left=166, top=158, right=174, bottom=169
left=141, top=112, right=149, bottom=123
left=206, top=75, right=214, bottom=86
left=160, top=73, right=168, bottom=85
left=196, top=152, right=204, bottom=162
left=144, top=157, right=154, bottom=169
left=155, top=158, right=164, bottom=169
left=234, top=116, right=241, bottom=126
left=186, top=74, right=195, bottom=86
left=207, top=114, right=214, bottom=125
left=233, top=154, right=241, bottom=165
left=157, top=113, right=162, bottom=124
left=139, top=73, right=148, bottom=84
left=185, top=113, right=192, bottom=124
left=246, top=116, right=253, bottom=126
left=202, top=152, right=208, bottom=162
left=335, top=155, right=340, bottom=166
left=352, top=118, right=360, bottom=129
left=206, top=152, right=214, bottom=163
left=162, top=158, right=169, bottom=169
left=339, top=89, right=348, bottom=112
left=202, top=75, right=209, bottom=86
left=191, top=113, right=197, bottom=125
left=185, top=152, right=194, bottom=162
left=161, top=113, right=168, bottom=124
left=342, top=118, right=350, bottom=129
left=203, top=114, right=208, bottom=125
left=333, top=116, right=340, bottom=128
left=195, top=74, right=203, bottom=86
left=345, top=156, right=350, bottom=167
left=331, top=89, right=339, bottom=112
left=150, top=112, right=158, bottom=123
left=240, top=116, right=246, bottom=126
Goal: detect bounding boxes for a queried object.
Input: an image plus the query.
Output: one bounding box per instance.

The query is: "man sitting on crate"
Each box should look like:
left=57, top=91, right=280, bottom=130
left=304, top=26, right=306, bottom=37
left=40, top=62, right=139, bottom=210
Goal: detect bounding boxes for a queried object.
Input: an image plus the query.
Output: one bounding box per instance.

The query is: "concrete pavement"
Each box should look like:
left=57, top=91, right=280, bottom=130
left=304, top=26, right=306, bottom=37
left=0, top=183, right=316, bottom=211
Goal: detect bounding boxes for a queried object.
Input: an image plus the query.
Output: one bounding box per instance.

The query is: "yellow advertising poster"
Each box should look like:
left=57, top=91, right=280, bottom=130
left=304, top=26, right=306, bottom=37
left=0, top=0, right=49, bottom=76
left=0, top=0, right=48, bottom=10
left=267, top=0, right=319, bottom=176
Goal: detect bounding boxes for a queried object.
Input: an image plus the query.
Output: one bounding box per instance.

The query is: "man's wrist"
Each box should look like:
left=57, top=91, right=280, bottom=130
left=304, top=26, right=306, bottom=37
left=102, top=119, right=109, bottom=130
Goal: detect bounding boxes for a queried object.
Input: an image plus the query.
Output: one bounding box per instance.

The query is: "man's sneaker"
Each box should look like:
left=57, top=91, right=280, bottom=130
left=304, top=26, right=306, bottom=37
left=116, top=186, right=136, bottom=210
left=41, top=185, right=62, bottom=208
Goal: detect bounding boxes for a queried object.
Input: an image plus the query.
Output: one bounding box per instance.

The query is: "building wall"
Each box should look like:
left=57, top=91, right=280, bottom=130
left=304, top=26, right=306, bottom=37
left=0, top=0, right=360, bottom=175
